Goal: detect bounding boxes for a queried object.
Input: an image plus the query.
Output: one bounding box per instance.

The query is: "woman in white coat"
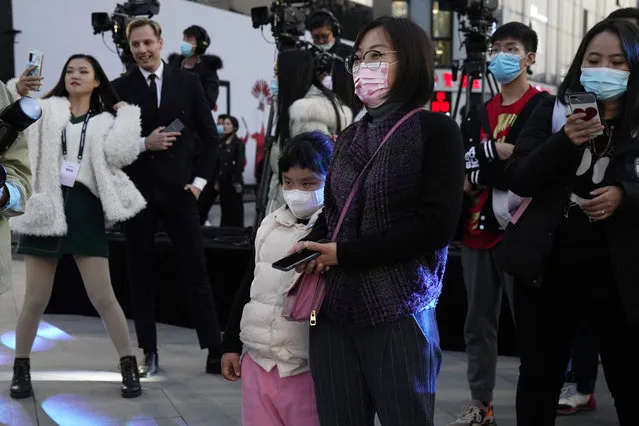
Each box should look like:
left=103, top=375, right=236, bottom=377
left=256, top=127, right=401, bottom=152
left=8, top=54, right=146, bottom=399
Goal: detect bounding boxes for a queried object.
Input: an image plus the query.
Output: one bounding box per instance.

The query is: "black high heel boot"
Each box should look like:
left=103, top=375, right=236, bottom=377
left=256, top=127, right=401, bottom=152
left=119, top=356, right=142, bottom=398
left=10, top=358, right=32, bottom=399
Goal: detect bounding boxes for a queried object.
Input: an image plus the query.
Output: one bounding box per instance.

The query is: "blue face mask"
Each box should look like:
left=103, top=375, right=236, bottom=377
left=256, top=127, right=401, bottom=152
left=580, top=67, right=629, bottom=101
left=217, top=124, right=224, bottom=134
left=488, top=52, right=525, bottom=84
left=269, top=78, right=278, bottom=98
left=180, top=41, right=194, bottom=57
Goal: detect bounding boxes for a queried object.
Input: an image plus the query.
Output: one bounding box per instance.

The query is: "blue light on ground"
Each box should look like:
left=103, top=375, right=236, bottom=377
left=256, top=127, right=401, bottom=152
left=0, top=321, right=74, bottom=352
left=41, top=394, right=116, bottom=425
left=0, top=393, right=36, bottom=424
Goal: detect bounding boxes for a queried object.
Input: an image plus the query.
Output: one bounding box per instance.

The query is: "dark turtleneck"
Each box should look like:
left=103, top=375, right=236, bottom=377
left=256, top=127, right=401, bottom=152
left=366, top=102, right=403, bottom=123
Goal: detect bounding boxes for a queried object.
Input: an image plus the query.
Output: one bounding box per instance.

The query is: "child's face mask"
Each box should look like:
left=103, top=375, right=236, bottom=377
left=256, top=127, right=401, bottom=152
left=282, top=188, right=324, bottom=219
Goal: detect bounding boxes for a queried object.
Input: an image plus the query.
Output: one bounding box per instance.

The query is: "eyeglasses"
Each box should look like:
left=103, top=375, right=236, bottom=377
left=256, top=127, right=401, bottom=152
left=489, top=45, right=524, bottom=56
left=345, top=50, right=398, bottom=74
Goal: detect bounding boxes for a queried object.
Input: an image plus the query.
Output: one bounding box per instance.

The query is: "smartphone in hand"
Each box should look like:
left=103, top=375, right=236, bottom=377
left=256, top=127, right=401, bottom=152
left=272, top=239, right=330, bottom=272
left=161, top=118, right=185, bottom=134
left=26, top=49, right=44, bottom=78
left=568, top=93, right=603, bottom=136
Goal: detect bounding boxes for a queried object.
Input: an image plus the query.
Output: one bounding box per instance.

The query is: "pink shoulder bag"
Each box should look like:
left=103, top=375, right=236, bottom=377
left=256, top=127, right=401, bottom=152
left=281, top=107, right=425, bottom=326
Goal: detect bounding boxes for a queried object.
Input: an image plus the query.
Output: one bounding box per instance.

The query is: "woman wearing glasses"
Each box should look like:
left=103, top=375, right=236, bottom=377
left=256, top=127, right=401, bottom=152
left=293, top=16, right=465, bottom=426
left=266, top=49, right=352, bottom=215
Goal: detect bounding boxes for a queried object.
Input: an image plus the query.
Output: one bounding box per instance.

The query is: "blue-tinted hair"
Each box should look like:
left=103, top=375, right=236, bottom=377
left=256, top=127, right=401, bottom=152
left=278, top=131, right=334, bottom=183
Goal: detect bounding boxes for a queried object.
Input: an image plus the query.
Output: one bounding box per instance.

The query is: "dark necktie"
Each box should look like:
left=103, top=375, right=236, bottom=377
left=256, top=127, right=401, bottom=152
left=148, top=73, right=158, bottom=111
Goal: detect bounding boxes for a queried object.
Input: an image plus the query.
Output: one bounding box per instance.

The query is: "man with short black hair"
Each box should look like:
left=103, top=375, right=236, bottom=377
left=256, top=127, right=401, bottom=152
left=450, top=22, right=550, bottom=426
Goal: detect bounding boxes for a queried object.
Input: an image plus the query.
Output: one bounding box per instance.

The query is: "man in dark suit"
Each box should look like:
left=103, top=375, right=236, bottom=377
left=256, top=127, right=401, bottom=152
left=111, top=18, right=221, bottom=377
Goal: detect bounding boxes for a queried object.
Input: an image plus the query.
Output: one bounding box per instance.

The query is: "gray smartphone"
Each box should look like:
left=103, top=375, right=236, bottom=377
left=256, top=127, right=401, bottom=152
left=161, top=118, right=185, bottom=134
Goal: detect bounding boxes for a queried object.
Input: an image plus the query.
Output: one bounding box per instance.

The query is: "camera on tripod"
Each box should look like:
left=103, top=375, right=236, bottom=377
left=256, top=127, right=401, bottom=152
left=91, top=0, right=161, bottom=68
left=439, top=0, right=499, bottom=119
left=440, top=0, right=499, bottom=62
left=251, top=0, right=314, bottom=50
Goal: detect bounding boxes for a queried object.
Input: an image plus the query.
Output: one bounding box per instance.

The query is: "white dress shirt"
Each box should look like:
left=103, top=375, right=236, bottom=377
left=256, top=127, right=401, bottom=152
left=138, top=62, right=207, bottom=191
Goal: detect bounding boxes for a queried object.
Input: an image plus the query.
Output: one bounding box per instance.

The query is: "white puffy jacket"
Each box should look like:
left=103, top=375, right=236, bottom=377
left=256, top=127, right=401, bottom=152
left=240, top=205, right=321, bottom=378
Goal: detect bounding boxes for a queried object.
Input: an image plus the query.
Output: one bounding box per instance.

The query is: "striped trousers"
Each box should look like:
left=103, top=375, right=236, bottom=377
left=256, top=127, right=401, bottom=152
left=309, top=308, right=442, bottom=426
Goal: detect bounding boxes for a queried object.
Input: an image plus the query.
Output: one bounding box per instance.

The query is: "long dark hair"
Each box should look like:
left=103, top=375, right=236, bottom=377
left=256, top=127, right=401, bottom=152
left=275, top=49, right=341, bottom=145
left=558, top=19, right=639, bottom=137
left=44, top=54, right=120, bottom=115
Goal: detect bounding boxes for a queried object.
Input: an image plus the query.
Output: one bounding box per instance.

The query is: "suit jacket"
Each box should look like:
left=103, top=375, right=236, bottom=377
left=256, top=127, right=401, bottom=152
left=111, top=63, right=220, bottom=200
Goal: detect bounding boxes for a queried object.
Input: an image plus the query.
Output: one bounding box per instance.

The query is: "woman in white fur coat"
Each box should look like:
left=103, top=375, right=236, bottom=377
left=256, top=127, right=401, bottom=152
left=266, top=49, right=353, bottom=214
left=7, top=54, right=145, bottom=399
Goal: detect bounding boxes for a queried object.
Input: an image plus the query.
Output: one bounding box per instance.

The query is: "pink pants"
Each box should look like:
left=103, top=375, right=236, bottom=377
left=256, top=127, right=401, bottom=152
left=241, top=353, right=320, bottom=426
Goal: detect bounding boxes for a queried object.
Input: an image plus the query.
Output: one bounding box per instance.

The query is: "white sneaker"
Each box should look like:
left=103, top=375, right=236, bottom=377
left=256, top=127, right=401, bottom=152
left=448, top=403, right=496, bottom=425
left=557, top=382, right=597, bottom=415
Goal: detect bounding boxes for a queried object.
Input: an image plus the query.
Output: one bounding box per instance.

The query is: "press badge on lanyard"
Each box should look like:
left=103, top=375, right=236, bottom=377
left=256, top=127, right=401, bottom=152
left=60, top=113, right=89, bottom=187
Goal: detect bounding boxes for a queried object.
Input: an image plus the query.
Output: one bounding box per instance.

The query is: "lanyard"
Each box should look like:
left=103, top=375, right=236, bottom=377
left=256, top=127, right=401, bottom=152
left=62, top=113, right=91, bottom=160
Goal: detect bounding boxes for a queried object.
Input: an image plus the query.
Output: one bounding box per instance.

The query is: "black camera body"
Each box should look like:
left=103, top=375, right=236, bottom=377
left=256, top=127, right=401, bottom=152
left=251, top=0, right=314, bottom=50
left=440, top=0, right=499, bottom=61
left=91, top=0, right=161, bottom=69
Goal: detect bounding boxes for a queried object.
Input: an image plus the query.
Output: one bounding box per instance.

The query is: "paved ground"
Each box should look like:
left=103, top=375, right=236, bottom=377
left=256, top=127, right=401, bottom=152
left=0, top=259, right=618, bottom=426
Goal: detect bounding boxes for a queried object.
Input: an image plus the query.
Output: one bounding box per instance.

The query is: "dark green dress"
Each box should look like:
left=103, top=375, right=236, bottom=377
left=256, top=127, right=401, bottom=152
left=17, top=114, right=108, bottom=258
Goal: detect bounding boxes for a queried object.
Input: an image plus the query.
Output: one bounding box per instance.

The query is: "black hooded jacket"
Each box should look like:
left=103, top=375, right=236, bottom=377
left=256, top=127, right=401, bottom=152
left=168, top=54, right=223, bottom=110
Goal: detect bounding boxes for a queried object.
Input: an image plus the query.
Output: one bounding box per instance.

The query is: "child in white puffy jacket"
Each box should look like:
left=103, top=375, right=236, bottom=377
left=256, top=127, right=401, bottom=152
left=220, top=131, right=333, bottom=426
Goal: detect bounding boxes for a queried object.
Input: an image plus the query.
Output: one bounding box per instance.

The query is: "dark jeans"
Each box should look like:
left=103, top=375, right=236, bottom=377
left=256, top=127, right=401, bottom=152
left=566, top=322, right=599, bottom=395
left=514, top=251, right=637, bottom=426
left=309, top=309, right=442, bottom=426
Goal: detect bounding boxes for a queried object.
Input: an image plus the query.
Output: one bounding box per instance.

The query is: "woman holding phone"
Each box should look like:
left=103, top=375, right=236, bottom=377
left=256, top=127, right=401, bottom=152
left=500, top=19, right=639, bottom=425
left=7, top=54, right=146, bottom=399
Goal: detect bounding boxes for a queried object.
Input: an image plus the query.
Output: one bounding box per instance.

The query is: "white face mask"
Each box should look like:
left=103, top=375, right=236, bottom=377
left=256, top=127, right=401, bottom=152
left=282, top=188, right=324, bottom=219
left=317, top=40, right=335, bottom=51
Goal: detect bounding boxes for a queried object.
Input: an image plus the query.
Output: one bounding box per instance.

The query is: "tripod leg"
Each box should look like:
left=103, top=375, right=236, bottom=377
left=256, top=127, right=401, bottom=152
left=453, top=69, right=467, bottom=120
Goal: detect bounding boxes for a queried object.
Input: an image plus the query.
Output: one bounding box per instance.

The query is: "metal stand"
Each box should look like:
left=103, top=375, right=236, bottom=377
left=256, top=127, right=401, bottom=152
left=452, top=59, right=499, bottom=120
left=250, top=97, right=277, bottom=243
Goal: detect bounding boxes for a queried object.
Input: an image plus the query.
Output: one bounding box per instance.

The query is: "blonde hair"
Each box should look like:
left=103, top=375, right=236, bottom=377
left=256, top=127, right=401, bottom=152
left=126, top=18, right=162, bottom=40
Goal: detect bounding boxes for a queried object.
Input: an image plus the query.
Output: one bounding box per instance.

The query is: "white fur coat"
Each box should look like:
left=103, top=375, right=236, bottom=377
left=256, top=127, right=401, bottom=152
left=7, top=79, right=146, bottom=237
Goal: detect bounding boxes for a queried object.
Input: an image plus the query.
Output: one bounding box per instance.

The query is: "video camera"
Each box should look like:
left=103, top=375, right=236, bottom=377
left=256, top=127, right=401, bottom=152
left=440, top=0, right=499, bottom=63
left=91, top=0, right=161, bottom=69
left=0, top=97, right=42, bottom=186
left=251, top=0, right=314, bottom=50
left=251, top=1, right=338, bottom=74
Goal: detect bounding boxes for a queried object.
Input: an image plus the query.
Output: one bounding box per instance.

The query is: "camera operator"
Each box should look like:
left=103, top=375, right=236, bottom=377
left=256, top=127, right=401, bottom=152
left=307, top=9, right=362, bottom=116
left=266, top=48, right=352, bottom=215
left=169, top=25, right=223, bottom=225
left=111, top=18, right=223, bottom=378
left=0, top=81, right=31, bottom=298
left=168, top=25, right=222, bottom=110
left=452, top=22, right=550, bottom=426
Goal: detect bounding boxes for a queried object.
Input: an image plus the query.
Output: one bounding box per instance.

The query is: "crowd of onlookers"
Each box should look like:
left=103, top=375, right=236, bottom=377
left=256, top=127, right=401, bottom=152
left=1, top=6, right=638, bottom=426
